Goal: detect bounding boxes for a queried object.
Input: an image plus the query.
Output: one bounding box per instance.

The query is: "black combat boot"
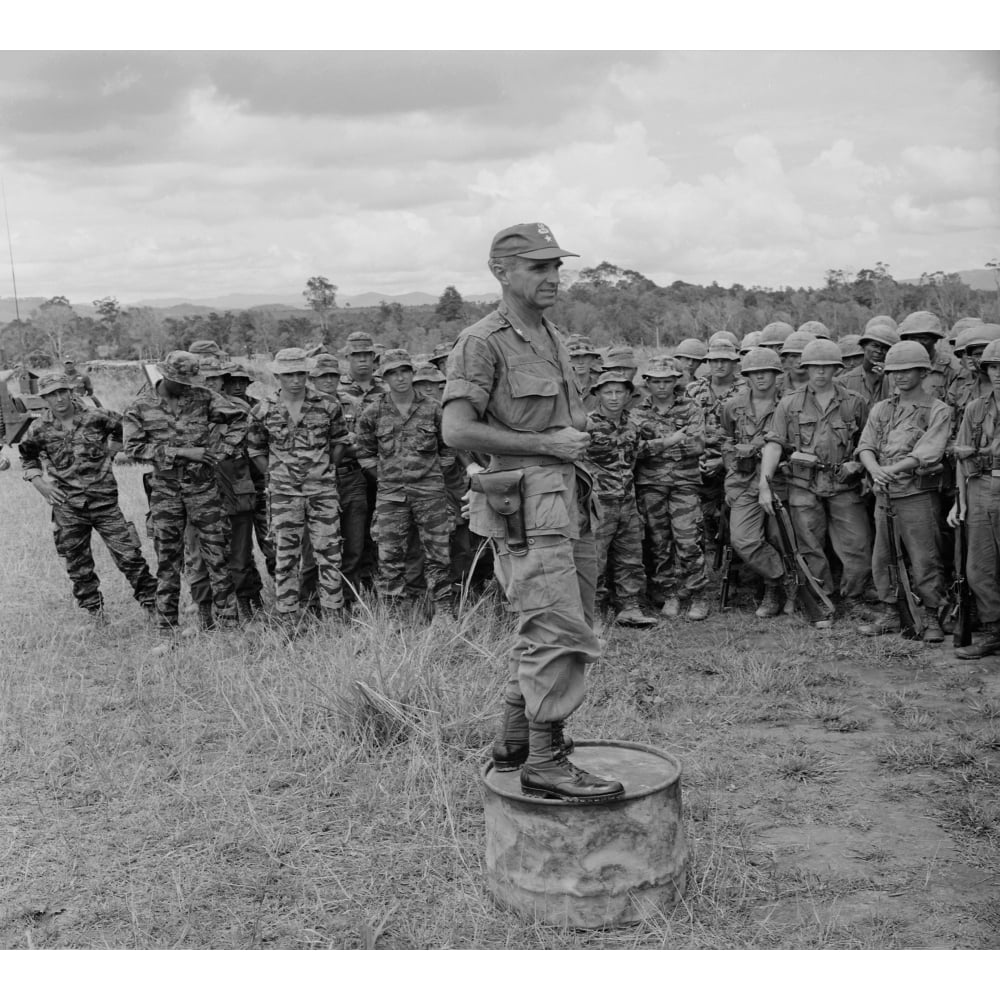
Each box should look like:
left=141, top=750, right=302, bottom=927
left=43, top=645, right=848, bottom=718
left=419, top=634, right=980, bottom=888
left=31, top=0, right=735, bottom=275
left=520, top=722, right=624, bottom=803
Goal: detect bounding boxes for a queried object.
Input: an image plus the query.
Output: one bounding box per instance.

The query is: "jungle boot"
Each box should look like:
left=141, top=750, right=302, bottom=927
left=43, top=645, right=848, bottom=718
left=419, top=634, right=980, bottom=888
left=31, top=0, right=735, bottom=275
left=237, top=595, right=255, bottom=624
left=520, top=722, right=624, bottom=803
left=857, top=604, right=901, bottom=636
left=755, top=581, right=782, bottom=618
left=181, top=602, right=214, bottom=638
left=492, top=699, right=574, bottom=772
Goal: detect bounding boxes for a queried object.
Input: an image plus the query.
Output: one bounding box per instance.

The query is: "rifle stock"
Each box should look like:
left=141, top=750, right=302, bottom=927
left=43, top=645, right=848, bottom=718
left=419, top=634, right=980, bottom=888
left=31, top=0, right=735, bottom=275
left=952, top=521, right=973, bottom=648
left=765, top=476, right=835, bottom=622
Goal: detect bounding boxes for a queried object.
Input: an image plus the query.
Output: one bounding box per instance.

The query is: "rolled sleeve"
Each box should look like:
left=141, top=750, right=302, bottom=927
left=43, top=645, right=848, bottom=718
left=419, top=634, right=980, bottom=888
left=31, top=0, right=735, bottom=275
left=442, top=336, right=494, bottom=417
left=909, top=401, right=952, bottom=469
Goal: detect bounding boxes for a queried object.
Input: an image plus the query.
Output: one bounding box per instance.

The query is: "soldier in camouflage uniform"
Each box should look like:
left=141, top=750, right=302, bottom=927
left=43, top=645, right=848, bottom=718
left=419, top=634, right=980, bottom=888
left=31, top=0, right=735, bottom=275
left=672, top=338, right=708, bottom=389
left=298, top=353, right=368, bottom=606
left=123, top=352, right=247, bottom=639
left=355, top=348, right=455, bottom=618
left=183, top=356, right=265, bottom=628
left=584, top=372, right=657, bottom=627
left=19, top=373, right=157, bottom=620
left=720, top=348, right=791, bottom=617
left=428, top=342, right=453, bottom=375
left=569, top=342, right=601, bottom=411
left=686, top=333, right=746, bottom=560
left=631, top=357, right=709, bottom=619
left=248, top=348, right=349, bottom=626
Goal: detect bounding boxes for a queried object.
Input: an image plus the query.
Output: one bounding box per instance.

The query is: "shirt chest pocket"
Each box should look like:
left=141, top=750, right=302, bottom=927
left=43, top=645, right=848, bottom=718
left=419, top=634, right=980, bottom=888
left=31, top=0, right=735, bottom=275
left=376, top=416, right=398, bottom=457
left=78, top=426, right=107, bottom=460
left=504, top=361, right=560, bottom=431
left=407, top=419, right=438, bottom=454
left=301, top=411, right=330, bottom=447
left=797, top=417, right=818, bottom=449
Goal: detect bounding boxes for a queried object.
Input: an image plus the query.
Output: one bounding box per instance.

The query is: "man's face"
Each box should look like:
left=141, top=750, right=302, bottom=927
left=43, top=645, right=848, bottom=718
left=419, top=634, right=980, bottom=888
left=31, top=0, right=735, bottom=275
left=985, top=362, right=1000, bottom=392
left=46, top=388, right=74, bottom=417
left=595, top=382, right=629, bottom=415
left=224, top=376, right=250, bottom=399
left=432, top=357, right=447, bottom=374
left=349, top=351, right=375, bottom=381
left=842, top=354, right=863, bottom=371
left=968, top=346, right=987, bottom=375
left=903, top=333, right=938, bottom=358
left=571, top=356, right=595, bottom=379
left=709, top=358, right=737, bottom=380
left=783, top=352, right=807, bottom=382
left=203, top=375, right=225, bottom=393
left=891, top=368, right=924, bottom=393
left=311, top=373, right=340, bottom=396
left=415, top=380, right=444, bottom=402
left=645, top=376, right=677, bottom=404
left=746, top=370, right=778, bottom=393
left=498, top=256, right=562, bottom=312
left=861, top=340, right=887, bottom=372
left=678, top=356, right=700, bottom=378
left=277, top=371, right=308, bottom=396
left=384, top=366, right=415, bottom=395
left=806, top=364, right=840, bottom=390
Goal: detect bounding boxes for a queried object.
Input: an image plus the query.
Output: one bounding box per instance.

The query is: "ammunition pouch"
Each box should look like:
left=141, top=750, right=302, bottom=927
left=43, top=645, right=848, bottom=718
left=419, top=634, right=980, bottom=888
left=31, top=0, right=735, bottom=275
left=788, top=450, right=822, bottom=486
left=472, top=469, right=528, bottom=556
left=913, top=463, right=944, bottom=492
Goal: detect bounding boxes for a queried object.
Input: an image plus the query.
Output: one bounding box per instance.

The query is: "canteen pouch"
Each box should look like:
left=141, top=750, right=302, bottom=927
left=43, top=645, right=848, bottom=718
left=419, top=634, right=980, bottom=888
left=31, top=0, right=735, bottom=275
left=788, top=450, right=820, bottom=485
left=472, top=469, right=528, bottom=556
left=914, top=463, right=944, bottom=491
left=733, top=443, right=758, bottom=474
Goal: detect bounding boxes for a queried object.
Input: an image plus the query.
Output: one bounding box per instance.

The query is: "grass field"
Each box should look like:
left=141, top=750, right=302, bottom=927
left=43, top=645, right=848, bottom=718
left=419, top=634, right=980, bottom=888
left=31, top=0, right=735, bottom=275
left=1, top=372, right=998, bottom=949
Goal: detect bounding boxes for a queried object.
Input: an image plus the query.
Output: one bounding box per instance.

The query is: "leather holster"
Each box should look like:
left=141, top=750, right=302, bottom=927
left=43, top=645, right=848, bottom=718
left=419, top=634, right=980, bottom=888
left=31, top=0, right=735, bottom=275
left=472, top=469, right=528, bottom=556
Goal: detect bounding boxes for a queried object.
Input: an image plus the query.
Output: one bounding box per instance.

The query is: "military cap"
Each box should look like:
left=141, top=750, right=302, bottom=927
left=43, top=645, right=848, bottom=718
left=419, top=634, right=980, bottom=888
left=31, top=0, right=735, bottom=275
left=373, top=342, right=386, bottom=360
left=188, top=339, right=224, bottom=357
left=310, top=353, right=342, bottom=377
left=705, top=334, right=740, bottom=361
left=673, top=338, right=708, bottom=361
left=62, top=358, right=78, bottom=367
left=428, top=342, right=454, bottom=363
left=272, top=347, right=313, bottom=374
left=897, top=311, right=945, bottom=339
left=602, top=345, right=638, bottom=371
left=489, top=222, right=579, bottom=260
left=798, top=320, right=832, bottom=340
left=37, top=373, right=74, bottom=396
left=591, top=370, right=634, bottom=393
left=640, top=357, right=683, bottom=380
left=837, top=335, right=865, bottom=358
left=197, top=355, right=227, bottom=376
left=569, top=341, right=602, bottom=359
left=414, top=362, right=446, bottom=383
left=345, top=332, right=376, bottom=355
left=379, top=348, right=414, bottom=376
left=224, top=362, right=255, bottom=382
left=158, top=351, right=203, bottom=386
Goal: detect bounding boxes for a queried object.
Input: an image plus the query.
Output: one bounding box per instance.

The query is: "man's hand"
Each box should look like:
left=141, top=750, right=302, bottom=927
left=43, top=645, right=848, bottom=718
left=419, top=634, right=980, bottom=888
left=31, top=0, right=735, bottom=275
left=0, top=453, right=10, bottom=473
left=33, top=477, right=67, bottom=505
left=869, top=462, right=900, bottom=488
left=758, top=480, right=775, bottom=516
left=540, top=427, right=591, bottom=462
left=176, top=447, right=214, bottom=466
left=947, top=499, right=965, bottom=527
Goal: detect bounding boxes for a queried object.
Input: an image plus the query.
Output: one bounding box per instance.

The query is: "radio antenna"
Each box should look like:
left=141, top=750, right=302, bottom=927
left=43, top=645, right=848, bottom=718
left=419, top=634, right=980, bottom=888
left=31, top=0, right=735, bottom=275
left=1, top=177, right=20, bottom=323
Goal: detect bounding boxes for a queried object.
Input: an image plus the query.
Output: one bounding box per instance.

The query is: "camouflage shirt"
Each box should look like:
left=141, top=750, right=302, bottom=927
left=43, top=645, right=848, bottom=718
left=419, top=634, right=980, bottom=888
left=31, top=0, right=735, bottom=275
left=338, top=374, right=386, bottom=409
left=630, top=391, right=705, bottom=487
left=123, top=385, right=248, bottom=472
left=355, top=391, right=454, bottom=501
left=19, top=403, right=123, bottom=504
left=248, top=387, right=349, bottom=495
left=584, top=408, right=641, bottom=500
left=685, top=375, right=747, bottom=469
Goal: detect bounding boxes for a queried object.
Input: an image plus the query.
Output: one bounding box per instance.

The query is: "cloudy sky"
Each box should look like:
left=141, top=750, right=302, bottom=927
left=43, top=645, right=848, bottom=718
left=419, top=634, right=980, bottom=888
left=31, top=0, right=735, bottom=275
left=0, top=46, right=997, bottom=304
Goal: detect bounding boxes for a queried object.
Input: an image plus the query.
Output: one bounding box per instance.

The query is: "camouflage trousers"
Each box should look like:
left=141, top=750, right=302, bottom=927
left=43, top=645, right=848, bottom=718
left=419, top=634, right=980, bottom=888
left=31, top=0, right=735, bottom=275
left=637, top=482, right=708, bottom=600
left=253, top=486, right=276, bottom=578
left=51, top=499, right=157, bottom=612
left=186, top=511, right=264, bottom=607
left=149, top=478, right=236, bottom=628
left=375, top=489, right=452, bottom=604
left=272, top=490, right=342, bottom=613
left=593, top=495, right=647, bottom=611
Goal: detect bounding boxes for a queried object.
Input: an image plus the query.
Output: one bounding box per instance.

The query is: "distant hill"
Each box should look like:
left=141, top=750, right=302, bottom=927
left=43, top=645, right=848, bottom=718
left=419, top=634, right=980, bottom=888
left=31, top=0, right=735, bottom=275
left=899, top=268, right=996, bottom=291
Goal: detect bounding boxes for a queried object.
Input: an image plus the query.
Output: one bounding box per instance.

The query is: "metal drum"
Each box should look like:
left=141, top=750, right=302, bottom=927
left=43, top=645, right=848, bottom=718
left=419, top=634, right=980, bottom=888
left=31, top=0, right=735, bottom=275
left=481, top=740, right=687, bottom=928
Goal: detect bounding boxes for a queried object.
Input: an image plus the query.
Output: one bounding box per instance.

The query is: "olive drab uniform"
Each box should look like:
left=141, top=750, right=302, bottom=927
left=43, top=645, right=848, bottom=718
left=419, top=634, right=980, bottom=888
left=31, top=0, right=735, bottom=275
left=443, top=302, right=601, bottom=725
left=835, top=364, right=892, bottom=407
left=354, top=389, right=455, bottom=607
left=766, top=384, right=872, bottom=600
left=954, top=395, right=1000, bottom=627
left=123, top=386, right=247, bottom=629
left=857, top=394, right=952, bottom=613
left=720, top=388, right=787, bottom=583
left=584, top=404, right=645, bottom=614
left=631, top=390, right=708, bottom=602
left=19, top=402, right=156, bottom=614
left=686, top=374, right=746, bottom=552
left=248, top=387, right=349, bottom=615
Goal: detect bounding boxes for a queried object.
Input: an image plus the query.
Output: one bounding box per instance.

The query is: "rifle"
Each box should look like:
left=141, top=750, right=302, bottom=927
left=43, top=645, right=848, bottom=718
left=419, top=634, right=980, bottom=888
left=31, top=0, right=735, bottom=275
left=948, top=520, right=973, bottom=648
left=766, top=476, right=836, bottom=622
left=717, top=502, right=738, bottom=610
left=883, top=497, right=924, bottom=640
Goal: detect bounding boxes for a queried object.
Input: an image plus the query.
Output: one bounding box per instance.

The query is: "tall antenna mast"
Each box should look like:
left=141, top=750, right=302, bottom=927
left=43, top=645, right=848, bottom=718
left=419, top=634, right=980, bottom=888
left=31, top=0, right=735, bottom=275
left=1, top=177, right=20, bottom=322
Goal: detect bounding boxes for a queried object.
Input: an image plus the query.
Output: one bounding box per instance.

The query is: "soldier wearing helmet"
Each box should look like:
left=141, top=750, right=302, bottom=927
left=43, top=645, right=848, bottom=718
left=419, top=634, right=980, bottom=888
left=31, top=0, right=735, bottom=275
left=896, top=311, right=956, bottom=402
left=946, top=324, right=1000, bottom=418
left=123, top=351, right=249, bottom=648
left=797, top=320, right=832, bottom=340
left=758, top=321, right=794, bottom=352
left=718, top=347, right=791, bottom=618
left=855, top=342, right=953, bottom=643
left=950, top=336, right=1000, bottom=659
left=584, top=372, right=657, bottom=628
left=760, top=338, right=872, bottom=627
left=836, top=322, right=900, bottom=405
left=686, top=333, right=747, bottom=573
left=672, top=338, right=708, bottom=387
left=837, top=336, right=865, bottom=372
left=631, top=357, right=709, bottom=621
left=779, top=329, right=817, bottom=391
left=739, top=331, right=762, bottom=356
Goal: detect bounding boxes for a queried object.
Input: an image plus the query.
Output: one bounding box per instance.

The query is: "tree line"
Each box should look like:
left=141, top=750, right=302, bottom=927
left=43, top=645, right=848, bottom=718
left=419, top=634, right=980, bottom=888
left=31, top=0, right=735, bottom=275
left=2, top=262, right=998, bottom=370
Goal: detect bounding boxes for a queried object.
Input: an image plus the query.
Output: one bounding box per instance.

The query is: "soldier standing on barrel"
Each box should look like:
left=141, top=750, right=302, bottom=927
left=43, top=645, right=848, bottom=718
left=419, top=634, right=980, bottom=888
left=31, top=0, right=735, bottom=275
left=442, top=222, right=624, bottom=804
